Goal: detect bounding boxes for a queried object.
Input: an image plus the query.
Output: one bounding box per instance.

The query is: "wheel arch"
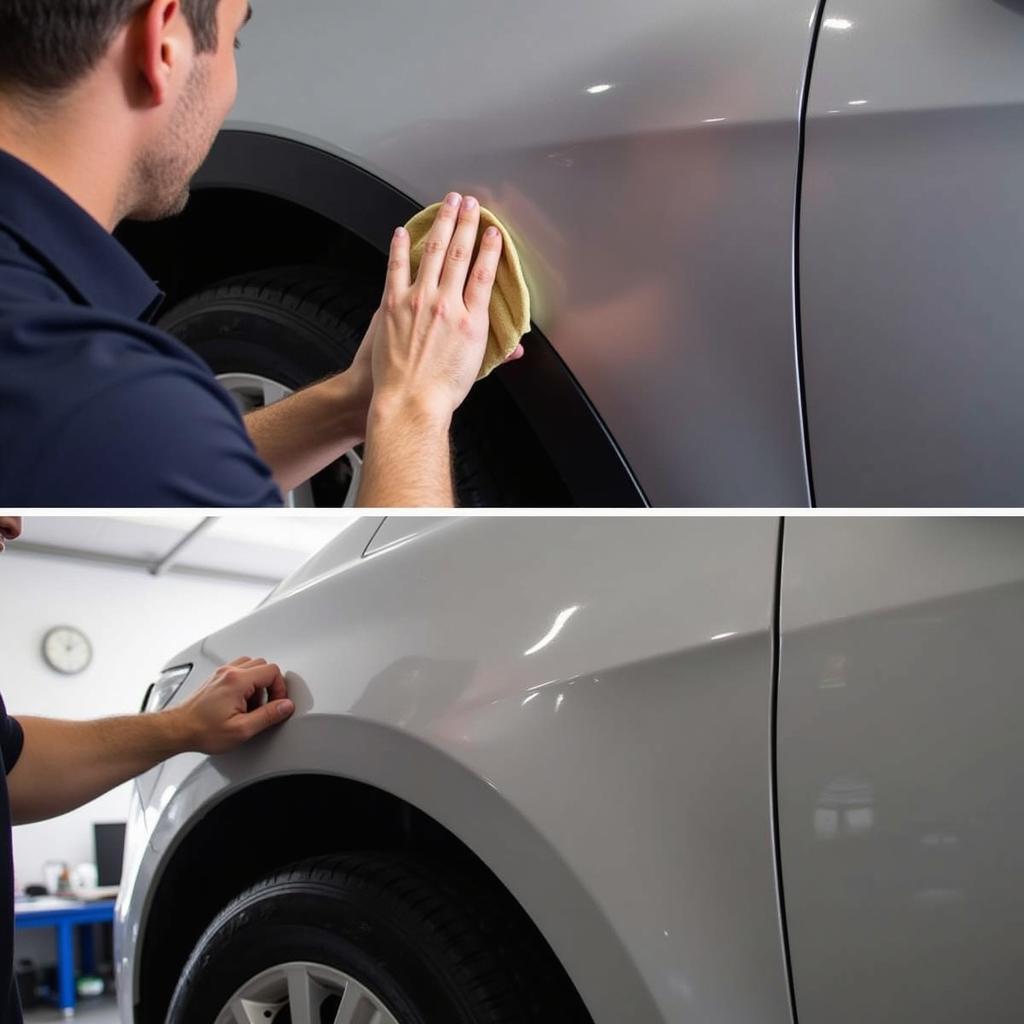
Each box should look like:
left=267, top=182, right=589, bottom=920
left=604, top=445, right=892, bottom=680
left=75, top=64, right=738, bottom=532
left=132, top=716, right=659, bottom=1024
left=116, top=129, right=646, bottom=507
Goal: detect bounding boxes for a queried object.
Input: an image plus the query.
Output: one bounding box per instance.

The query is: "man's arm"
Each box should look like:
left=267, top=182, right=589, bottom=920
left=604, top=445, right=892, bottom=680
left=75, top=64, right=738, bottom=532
left=356, top=193, right=516, bottom=508
left=245, top=356, right=372, bottom=496
left=7, top=658, right=293, bottom=825
left=357, top=396, right=455, bottom=507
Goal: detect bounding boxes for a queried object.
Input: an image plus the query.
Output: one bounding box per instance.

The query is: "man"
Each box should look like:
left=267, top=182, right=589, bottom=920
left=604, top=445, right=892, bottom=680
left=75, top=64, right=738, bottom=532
left=0, top=514, right=295, bottom=1021
left=0, top=0, right=521, bottom=508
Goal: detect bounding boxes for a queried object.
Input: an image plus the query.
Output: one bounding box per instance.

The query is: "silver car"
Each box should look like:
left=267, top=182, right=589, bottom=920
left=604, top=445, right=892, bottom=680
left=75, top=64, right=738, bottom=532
left=116, top=1, right=1024, bottom=508
left=116, top=516, right=1024, bottom=1023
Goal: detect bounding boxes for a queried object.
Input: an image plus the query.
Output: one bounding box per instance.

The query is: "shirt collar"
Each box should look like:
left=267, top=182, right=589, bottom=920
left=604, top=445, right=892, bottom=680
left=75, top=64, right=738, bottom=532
left=0, top=148, right=163, bottom=321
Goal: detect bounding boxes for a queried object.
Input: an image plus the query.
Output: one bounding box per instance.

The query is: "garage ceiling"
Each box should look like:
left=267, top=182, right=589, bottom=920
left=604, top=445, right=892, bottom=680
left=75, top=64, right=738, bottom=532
left=9, top=515, right=361, bottom=585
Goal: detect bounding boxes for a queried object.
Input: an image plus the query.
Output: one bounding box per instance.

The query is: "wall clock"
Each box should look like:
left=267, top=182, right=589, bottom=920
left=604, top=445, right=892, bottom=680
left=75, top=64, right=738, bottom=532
left=42, top=626, right=93, bottom=675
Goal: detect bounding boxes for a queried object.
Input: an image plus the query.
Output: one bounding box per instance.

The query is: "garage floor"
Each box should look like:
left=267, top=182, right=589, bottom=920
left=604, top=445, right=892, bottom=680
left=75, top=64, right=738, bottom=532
left=24, top=995, right=118, bottom=1022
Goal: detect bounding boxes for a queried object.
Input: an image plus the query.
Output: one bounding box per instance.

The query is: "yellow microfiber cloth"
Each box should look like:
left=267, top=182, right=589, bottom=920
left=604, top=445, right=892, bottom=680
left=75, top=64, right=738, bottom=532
left=404, top=202, right=531, bottom=380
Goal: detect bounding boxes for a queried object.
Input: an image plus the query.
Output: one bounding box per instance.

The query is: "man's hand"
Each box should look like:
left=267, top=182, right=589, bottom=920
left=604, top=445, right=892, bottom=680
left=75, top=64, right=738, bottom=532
left=371, top=193, right=507, bottom=421
left=346, top=313, right=377, bottom=413
left=356, top=192, right=523, bottom=507
left=170, top=657, right=295, bottom=755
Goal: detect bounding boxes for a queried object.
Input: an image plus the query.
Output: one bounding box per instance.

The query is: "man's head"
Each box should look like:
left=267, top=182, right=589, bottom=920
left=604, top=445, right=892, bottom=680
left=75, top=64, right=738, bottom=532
left=0, top=518, right=22, bottom=553
left=0, top=0, right=252, bottom=222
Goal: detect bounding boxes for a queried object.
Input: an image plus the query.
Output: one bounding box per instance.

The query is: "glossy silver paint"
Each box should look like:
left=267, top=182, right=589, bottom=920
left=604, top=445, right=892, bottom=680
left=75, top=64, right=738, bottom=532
left=117, top=517, right=789, bottom=1024
left=778, top=518, right=1024, bottom=1022
left=801, top=1, right=1024, bottom=505
left=228, top=1, right=820, bottom=506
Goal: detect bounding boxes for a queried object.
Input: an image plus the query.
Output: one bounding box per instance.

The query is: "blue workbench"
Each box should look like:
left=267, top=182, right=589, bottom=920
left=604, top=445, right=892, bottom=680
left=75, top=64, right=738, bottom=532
left=14, top=897, right=116, bottom=1018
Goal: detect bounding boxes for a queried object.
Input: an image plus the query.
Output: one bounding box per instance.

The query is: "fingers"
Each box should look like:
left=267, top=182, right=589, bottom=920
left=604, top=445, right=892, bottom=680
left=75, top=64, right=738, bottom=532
left=416, top=192, right=462, bottom=286
left=440, top=196, right=481, bottom=296
left=504, top=344, right=525, bottom=363
left=464, top=225, right=503, bottom=314
left=266, top=668, right=288, bottom=703
left=222, top=662, right=286, bottom=700
left=385, top=226, right=411, bottom=297
left=238, top=697, right=295, bottom=740
left=225, top=656, right=263, bottom=668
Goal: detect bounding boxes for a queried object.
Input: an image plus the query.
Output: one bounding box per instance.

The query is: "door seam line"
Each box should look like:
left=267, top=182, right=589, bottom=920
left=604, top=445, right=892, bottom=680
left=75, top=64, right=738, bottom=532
left=771, top=517, right=800, bottom=1023
left=792, top=0, right=829, bottom=507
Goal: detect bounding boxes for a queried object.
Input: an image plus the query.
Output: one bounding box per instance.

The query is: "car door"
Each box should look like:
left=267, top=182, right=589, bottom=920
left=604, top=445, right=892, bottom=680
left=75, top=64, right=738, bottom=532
left=777, top=518, right=1024, bottom=1022
left=799, top=1, right=1024, bottom=505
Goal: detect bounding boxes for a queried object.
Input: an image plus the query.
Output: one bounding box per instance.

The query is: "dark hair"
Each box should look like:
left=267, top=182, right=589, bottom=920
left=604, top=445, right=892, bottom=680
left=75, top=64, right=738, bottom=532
left=0, top=0, right=220, bottom=94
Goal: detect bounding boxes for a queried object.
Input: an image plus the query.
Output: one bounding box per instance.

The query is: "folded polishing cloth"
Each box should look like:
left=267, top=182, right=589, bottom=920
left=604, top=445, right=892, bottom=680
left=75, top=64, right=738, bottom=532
left=404, top=202, right=531, bottom=380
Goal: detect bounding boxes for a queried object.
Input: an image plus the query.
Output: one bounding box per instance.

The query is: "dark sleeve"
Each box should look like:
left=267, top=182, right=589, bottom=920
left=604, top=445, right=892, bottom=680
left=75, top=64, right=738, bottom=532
left=0, top=694, right=24, bottom=776
left=37, top=363, right=284, bottom=508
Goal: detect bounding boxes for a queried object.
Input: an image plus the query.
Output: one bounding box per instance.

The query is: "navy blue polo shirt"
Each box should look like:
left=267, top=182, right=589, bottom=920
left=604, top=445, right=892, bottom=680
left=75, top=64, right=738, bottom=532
left=0, top=692, right=23, bottom=1023
left=0, top=149, right=282, bottom=506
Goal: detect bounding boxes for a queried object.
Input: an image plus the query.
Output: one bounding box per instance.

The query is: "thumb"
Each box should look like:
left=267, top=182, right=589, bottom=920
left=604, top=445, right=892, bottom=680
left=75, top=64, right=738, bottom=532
left=241, top=698, right=295, bottom=739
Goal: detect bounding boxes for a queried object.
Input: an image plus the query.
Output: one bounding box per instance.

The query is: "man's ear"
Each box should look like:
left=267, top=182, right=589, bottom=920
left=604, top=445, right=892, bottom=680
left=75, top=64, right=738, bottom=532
left=135, top=0, right=187, bottom=106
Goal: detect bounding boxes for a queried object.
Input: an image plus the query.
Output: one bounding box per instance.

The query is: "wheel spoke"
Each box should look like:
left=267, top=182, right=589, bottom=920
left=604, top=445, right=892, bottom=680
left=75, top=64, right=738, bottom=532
left=342, top=451, right=363, bottom=509
left=286, top=966, right=318, bottom=1024
left=261, top=380, right=290, bottom=406
left=333, top=979, right=369, bottom=1024
left=227, top=997, right=282, bottom=1024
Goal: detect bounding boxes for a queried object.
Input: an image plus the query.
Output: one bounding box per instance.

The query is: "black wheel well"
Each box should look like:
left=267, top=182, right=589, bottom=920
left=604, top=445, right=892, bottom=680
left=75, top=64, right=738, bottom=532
left=116, top=188, right=385, bottom=313
left=135, top=773, right=593, bottom=1024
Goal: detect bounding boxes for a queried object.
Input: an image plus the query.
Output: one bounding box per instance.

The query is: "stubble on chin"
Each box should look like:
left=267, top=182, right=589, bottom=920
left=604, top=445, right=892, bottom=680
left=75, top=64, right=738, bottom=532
left=130, top=183, right=193, bottom=222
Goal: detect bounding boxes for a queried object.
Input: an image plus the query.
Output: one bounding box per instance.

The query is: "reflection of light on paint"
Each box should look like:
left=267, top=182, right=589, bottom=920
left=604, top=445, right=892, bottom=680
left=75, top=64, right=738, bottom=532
left=524, top=606, right=580, bottom=656
left=823, top=17, right=853, bottom=30
left=815, top=808, right=839, bottom=838
left=828, top=110, right=841, bottom=114
left=521, top=692, right=540, bottom=707
left=915, top=888, right=965, bottom=908
left=555, top=694, right=565, bottom=712
left=711, top=631, right=737, bottom=641
left=922, top=833, right=959, bottom=847
left=586, top=83, right=614, bottom=95
left=846, top=807, right=873, bottom=833
left=526, top=678, right=559, bottom=693
left=702, top=117, right=726, bottom=124
left=848, top=99, right=868, bottom=106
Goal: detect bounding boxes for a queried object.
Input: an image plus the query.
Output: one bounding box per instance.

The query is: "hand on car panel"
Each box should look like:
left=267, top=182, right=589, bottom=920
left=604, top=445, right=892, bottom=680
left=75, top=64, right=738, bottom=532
left=169, top=656, right=294, bottom=755
left=350, top=193, right=524, bottom=422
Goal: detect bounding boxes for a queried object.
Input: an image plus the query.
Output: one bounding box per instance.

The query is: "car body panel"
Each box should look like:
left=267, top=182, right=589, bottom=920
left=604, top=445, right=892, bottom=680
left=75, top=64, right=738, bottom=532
left=117, top=517, right=791, bottom=1024
left=800, top=0, right=1024, bottom=505
left=227, top=0, right=819, bottom=506
left=778, top=518, right=1024, bottom=1022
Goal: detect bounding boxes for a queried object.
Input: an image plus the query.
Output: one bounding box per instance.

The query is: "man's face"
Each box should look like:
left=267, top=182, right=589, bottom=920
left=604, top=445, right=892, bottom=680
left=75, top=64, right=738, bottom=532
left=131, top=0, right=252, bottom=221
left=0, top=518, right=22, bottom=553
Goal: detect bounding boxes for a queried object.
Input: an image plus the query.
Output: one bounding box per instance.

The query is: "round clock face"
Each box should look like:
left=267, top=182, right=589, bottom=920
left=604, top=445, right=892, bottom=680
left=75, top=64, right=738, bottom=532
left=42, top=626, right=92, bottom=675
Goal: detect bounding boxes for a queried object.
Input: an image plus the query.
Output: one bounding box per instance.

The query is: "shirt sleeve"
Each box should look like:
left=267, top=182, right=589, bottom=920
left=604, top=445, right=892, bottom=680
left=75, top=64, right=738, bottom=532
left=0, top=694, right=24, bottom=776
left=36, top=359, right=284, bottom=508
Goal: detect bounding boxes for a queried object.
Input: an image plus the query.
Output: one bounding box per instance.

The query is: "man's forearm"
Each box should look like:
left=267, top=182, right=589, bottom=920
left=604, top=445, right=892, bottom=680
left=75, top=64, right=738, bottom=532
left=356, top=397, right=455, bottom=507
left=245, top=372, right=368, bottom=494
left=7, top=713, right=189, bottom=825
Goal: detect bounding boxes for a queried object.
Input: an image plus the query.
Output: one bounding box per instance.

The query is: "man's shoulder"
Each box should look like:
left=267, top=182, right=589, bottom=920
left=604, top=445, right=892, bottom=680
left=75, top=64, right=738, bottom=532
left=55, top=367, right=281, bottom=504
left=0, top=311, right=283, bottom=507
left=0, top=300, right=230, bottom=423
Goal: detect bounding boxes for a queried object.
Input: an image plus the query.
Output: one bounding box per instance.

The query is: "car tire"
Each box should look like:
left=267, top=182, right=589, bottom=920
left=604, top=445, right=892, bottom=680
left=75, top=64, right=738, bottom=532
left=158, top=266, right=567, bottom=507
left=166, top=853, right=586, bottom=1024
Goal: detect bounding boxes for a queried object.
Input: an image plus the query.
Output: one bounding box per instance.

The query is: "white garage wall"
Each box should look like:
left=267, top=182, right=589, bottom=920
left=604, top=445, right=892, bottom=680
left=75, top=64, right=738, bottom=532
left=0, top=549, right=270, bottom=966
